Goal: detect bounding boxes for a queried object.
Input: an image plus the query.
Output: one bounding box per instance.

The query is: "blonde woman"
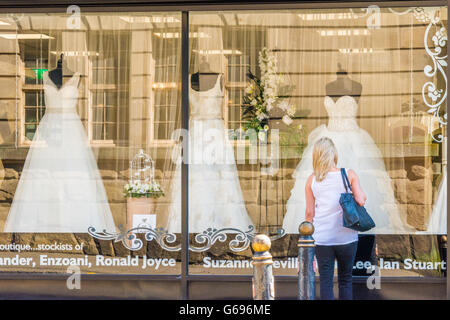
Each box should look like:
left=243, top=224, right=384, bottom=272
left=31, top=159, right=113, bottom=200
left=305, top=137, right=366, bottom=300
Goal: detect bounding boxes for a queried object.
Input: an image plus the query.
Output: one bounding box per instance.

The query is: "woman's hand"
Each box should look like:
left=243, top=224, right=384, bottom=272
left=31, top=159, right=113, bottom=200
left=354, top=193, right=367, bottom=207
left=348, top=169, right=367, bottom=207
left=305, top=174, right=316, bottom=222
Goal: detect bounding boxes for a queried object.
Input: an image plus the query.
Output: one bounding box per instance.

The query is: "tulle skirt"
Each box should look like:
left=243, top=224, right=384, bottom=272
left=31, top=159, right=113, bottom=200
left=282, top=124, right=413, bottom=234
left=4, top=112, right=116, bottom=233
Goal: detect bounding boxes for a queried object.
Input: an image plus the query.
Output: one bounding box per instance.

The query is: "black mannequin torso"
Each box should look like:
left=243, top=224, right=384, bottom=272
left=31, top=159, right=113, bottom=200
left=48, top=54, right=75, bottom=89
left=190, top=56, right=223, bottom=92
left=190, top=72, right=223, bottom=92
left=325, top=64, right=362, bottom=103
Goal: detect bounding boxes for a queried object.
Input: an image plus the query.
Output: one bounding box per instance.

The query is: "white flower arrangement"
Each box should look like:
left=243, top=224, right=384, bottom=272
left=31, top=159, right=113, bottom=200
left=123, top=181, right=164, bottom=198
left=242, top=47, right=296, bottom=136
left=282, top=114, right=293, bottom=126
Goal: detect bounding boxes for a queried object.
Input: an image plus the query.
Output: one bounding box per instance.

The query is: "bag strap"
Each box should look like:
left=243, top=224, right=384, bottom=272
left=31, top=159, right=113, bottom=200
left=340, top=168, right=352, bottom=193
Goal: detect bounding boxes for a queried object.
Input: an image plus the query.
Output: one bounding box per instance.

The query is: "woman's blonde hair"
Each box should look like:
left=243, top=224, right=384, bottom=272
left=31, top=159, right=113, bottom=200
left=312, top=137, right=338, bottom=182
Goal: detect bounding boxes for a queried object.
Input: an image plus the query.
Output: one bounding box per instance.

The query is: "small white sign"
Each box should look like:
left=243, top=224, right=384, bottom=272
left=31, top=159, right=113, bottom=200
left=132, top=214, right=156, bottom=233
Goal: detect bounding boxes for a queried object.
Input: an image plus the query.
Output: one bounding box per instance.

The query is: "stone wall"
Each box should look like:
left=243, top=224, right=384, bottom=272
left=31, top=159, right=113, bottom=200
left=0, top=159, right=438, bottom=233
left=389, top=164, right=434, bottom=231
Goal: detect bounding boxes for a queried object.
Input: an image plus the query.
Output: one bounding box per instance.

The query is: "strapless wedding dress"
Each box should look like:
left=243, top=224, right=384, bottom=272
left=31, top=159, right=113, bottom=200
left=4, top=72, right=116, bottom=233
left=166, top=75, right=254, bottom=233
left=282, top=95, right=412, bottom=234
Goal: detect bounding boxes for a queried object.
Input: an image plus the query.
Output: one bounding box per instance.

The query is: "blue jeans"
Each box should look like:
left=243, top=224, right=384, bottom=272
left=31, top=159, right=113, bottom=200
left=315, top=241, right=358, bottom=300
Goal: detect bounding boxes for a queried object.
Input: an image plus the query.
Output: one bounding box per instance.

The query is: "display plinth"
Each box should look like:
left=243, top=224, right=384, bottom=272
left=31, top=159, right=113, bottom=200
left=126, top=197, right=156, bottom=232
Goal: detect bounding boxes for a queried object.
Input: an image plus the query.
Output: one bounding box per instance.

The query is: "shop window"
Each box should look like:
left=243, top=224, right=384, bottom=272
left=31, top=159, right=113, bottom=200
left=0, top=12, right=182, bottom=277
left=0, top=7, right=447, bottom=283
left=187, top=8, right=448, bottom=278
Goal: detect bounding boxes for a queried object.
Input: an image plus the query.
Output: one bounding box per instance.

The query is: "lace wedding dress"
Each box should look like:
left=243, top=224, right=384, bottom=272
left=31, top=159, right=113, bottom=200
left=4, top=72, right=116, bottom=233
left=166, top=75, right=254, bottom=233
left=282, top=95, right=412, bottom=234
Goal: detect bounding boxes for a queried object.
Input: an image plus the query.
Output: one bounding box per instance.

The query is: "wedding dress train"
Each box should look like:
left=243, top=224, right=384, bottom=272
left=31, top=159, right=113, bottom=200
left=4, top=72, right=116, bottom=233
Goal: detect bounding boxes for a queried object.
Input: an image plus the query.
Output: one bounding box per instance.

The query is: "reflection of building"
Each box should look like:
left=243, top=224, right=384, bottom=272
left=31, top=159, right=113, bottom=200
left=388, top=109, right=440, bottom=230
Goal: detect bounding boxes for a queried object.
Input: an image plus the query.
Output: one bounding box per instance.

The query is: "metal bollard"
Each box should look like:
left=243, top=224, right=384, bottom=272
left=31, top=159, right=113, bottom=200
left=252, top=234, right=275, bottom=300
left=298, top=221, right=315, bottom=300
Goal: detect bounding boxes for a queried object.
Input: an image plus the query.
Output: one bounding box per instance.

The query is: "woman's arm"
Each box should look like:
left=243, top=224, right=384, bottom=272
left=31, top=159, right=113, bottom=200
left=305, top=174, right=316, bottom=223
left=347, top=169, right=367, bottom=206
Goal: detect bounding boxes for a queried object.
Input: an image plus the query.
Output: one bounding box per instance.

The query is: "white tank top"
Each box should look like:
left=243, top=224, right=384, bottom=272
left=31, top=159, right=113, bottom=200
left=311, top=169, right=358, bottom=246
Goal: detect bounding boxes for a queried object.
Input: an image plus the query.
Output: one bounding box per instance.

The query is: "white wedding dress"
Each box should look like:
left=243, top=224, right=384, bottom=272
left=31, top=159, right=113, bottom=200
left=4, top=72, right=116, bottom=233
left=282, top=95, right=412, bottom=234
left=166, top=75, right=254, bottom=233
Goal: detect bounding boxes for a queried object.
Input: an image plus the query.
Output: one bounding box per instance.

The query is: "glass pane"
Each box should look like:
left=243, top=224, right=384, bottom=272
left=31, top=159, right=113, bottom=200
left=104, top=69, right=116, bottom=84
left=92, top=58, right=102, bottom=69
left=157, top=123, right=167, bottom=140
left=93, top=107, right=104, bottom=122
left=188, top=8, right=448, bottom=281
left=25, top=124, right=36, bottom=140
left=37, top=91, right=45, bottom=106
left=92, top=92, right=103, bottom=107
left=104, top=123, right=116, bottom=140
left=37, top=108, right=46, bottom=121
left=92, top=123, right=104, bottom=140
left=105, top=92, right=117, bottom=107
left=166, top=106, right=176, bottom=121
left=24, top=59, right=36, bottom=69
left=104, top=57, right=115, bottom=68
left=25, top=74, right=37, bottom=85
left=25, top=108, right=36, bottom=123
left=105, top=107, right=117, bottom=122
left=155, top=106, right=167, bottom=121
left=25, top=92, right=36, bottom=106
left=92, top=71, right=105, bottom=84
left=0, top=12, right=182, bottom=278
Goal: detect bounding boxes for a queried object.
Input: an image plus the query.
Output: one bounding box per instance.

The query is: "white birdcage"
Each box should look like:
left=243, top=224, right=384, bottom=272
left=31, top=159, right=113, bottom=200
left=129, top=149, right=155, bottom=185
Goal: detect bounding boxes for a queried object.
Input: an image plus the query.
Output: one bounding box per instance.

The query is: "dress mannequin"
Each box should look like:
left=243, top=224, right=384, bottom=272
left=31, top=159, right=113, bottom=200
left=190, top=56, right=223, bottom=92
left=283, top=62, right=412, bottom=234
left=327, top=64, right=371, bottom=262
left=166, top=55, right=253, bottom=233
left=326, top=63, right=362, bottom=103
left=48, top=54, right=75, bottom=89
